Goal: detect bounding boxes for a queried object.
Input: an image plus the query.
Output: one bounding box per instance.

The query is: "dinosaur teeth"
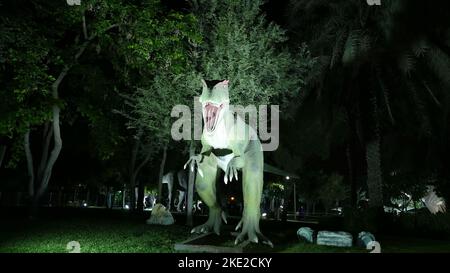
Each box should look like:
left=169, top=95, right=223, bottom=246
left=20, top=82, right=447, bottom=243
left=204, top=103, right=221, bottom=132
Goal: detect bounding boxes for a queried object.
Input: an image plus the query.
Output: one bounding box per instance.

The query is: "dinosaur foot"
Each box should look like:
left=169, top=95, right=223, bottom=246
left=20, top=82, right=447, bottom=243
left=190, top=209, right=225, bottom=235
left=190, top=223, right=216, bottom=235
left=233, top=219, right=273, bottom=248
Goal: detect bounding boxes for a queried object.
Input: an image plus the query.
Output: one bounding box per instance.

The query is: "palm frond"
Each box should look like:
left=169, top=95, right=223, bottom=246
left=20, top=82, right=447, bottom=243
left=397, top=52, right=416, bottom=76
left=330, top=29, right=348, bottom=69
left=421, top=79, right=442, bottom=107
left=342, top=30, right=363, bottom=65
left=406, top=79, right=432, bottom=137
left=426, top=43, right=450, bottom=88
left=412, top=38, right=430, bottom=58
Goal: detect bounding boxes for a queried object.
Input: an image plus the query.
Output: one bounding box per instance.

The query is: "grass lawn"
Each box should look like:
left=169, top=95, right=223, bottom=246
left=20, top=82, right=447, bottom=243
left=1, top=208, right=449, bottom=253
left=0, top=215, right=191, bottom=253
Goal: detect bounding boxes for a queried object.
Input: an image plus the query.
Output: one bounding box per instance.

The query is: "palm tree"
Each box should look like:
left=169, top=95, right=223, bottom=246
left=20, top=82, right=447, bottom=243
left=286, top=0, right=450, bottom=208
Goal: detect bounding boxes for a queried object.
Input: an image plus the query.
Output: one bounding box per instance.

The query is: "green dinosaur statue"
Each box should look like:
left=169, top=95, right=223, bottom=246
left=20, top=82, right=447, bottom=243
left=184, top=79, right=294, bottom=247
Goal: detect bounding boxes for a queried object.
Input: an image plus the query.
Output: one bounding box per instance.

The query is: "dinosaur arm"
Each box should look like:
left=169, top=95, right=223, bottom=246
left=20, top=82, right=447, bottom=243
left=199, top=135, right=213, bottom=159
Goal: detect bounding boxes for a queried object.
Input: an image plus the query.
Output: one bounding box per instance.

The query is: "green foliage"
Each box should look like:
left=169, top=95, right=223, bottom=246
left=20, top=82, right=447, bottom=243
left=319, top=173, right=349, bottom=210
left=0, top=16, right=53, bottom=137
left=343, top=207, right=385, bottom=234
left=384, top=172, right=429, bottom=205
left=132, top=71, right=200, bottom=145
left=103, top=0, right=201, bottom=76
left=106, top=1, right=202, bottom=159
left=395, top=211, right=450, bottom=239
left=193, top=0, right=314, bottom=109
left=296, top=170, right=324, bottom=203
left=266, top=182, right=285, bottom=199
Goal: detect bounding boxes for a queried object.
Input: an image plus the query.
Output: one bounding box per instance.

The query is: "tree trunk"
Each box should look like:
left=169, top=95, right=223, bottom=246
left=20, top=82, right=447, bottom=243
left=25, top=17, right=119, bottom=218
left=33, top=72, right=65, bottom=212
left=58, top=190, right=62, bottom=207
left=131, top=147, right=152, bottom=211
left=366, top=85, right=384, bottom=209
left=24, top=129, right=35, bottom=199
left=366, top=139, right=383, bottom=208
left=293, top=183, right=297, bottom=220
left=86, top=189, right=90, bottom=205
left=37, top=122, right=53, bottom=182
left=136, top=182, right=145, bottom=212
left=346, top=144, right=357, bottom=208
left=106, top=187, right=112, bottom=209
left=0, top=145, right=6, bottom=169
left=122, top=186, right=126, bottom=208
left=281, top=182, right=293, bottom=222
left=128, top=131, right=141, bottom=211
left=186, top=142, right=196, bottom=227
left=158, top=144, right=168, bottom=202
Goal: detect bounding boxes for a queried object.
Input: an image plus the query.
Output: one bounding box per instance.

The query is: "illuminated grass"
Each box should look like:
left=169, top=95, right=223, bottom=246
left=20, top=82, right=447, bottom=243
left=1, top=213, right=449, bottom=253
left=0, top=217, right=191, bottom=253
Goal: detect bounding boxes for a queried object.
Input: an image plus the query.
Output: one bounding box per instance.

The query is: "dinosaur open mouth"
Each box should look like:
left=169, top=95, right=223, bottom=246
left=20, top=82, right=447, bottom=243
left=204, top=103, right=223, bottom=132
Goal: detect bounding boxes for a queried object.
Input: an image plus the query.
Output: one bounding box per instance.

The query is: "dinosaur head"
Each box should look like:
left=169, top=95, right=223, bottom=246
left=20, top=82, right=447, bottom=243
left=199, top=79, right=230, bottom=133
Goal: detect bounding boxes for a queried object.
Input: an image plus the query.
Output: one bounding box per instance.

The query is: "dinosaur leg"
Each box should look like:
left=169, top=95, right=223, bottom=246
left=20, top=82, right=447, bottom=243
left=177, top=190, right=185, bottom=212
left=191, top=155, right=224, bottom=235
left=167, top=175, right=173, bottom=211
left=234, top=149, right=273, bottom=247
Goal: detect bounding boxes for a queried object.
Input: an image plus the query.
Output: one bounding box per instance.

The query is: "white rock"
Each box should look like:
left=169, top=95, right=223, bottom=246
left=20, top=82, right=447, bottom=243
left=297, top=227, right=314, bottom=243
left=317, top=231, right=353, bottom=247
left=146, top=203, right=175, bottom=225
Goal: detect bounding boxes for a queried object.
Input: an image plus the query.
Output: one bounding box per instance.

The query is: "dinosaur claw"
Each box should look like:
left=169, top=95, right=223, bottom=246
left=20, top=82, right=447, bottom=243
left=198, top=168, right=204, bottom=177
left=224, top=176, right=228, bottom=184
left=235, top=220, right=242, bottom=231
left=221, top=211, right=227, bottom=224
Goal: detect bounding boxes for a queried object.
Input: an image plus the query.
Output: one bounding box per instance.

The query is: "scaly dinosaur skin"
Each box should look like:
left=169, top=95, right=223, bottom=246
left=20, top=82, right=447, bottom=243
left=185, top=79, right=272, bottom=247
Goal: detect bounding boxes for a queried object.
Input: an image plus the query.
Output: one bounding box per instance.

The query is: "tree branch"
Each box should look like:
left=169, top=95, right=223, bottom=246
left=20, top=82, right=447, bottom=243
left=134, top=145, right=153, bottom=179
left=422, top=79, right=442, bottom=107
left=82, top=12, right=88, bottom=40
